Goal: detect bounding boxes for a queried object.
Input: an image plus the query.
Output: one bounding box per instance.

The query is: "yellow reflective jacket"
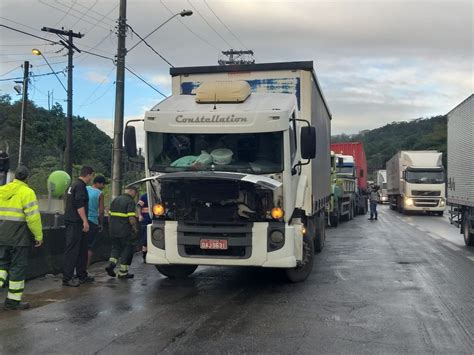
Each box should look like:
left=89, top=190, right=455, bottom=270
left=0, top=179, right=43, bottom=246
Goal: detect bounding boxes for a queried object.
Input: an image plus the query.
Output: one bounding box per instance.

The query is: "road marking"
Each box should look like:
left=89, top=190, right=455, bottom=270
left=467, top=256, right=474, bottom=262
left=428, top=233, right=441, bottom=240
left=334, top=270, right=347, bottom=281
left=417, top=228, right=426, bottom=233
left=443, top=243, right=461, bottom=252
left=408, top=222, right=415, bottom=227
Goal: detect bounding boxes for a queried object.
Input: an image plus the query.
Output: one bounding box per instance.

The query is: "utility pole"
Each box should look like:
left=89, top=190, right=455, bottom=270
left=41, top=27, right=83, bottom=176
left=18, top=61, right=30, bottom=166
left=111, top=0, right=127, bottom=199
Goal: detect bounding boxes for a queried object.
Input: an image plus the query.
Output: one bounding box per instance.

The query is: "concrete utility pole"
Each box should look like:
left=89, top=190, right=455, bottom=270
left=18, top=61, right=30, bottom=166
left=111, top=0, right=127, bottom=199
left=41, top=27, right=83, bottom=176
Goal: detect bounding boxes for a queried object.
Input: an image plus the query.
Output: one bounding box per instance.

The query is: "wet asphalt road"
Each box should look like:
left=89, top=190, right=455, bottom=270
left=0, top=205, right=473, bottom=354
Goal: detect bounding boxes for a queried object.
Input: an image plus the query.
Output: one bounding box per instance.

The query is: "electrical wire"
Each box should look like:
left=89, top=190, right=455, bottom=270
left=159, top=0, right=221, bottom=52
left=0, top=66, right=21, bottom=77
left=71, top=0, right=118, bottom=26
left=0, top=24, right=60, bottom=44
left=54, top=0, right=117, bottom=26
left=78, top=66, right=115, bottom=108
left=125, top=66, right=167, bottom=98
left=187, top=0, right=232, bottom=48
left=127, top=25, right=174, bottom=67
left=0, top=70, right=66, bottom=82
left=203, top=0, right=249, bottom=50
left=52, top=0, right=78, bottom=28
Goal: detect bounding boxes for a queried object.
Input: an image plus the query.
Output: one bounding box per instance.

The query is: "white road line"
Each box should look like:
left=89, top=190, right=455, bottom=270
left=417, top=228, right=426, bottom=233
left=408, top=223, right=415, bottom=227
left=334, top=270, right=347, bottom=281
left=467, top=256, right=474, bottom=262
left=428, top=233, right=441, bottom=240
left=443, top=243, right=462, bottom=252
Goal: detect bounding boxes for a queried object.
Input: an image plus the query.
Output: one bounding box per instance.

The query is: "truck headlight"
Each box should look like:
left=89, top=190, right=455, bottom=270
left=439, top=199, right=445, bottom=207
left=405, top=198, right=414, bottom=206
left=270, top=230, right=284, bottom=243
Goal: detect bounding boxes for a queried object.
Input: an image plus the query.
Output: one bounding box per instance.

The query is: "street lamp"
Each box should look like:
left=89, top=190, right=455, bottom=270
left=32, top=48, right=66, bottom=92
left=127, top=9, right=193, bottom=53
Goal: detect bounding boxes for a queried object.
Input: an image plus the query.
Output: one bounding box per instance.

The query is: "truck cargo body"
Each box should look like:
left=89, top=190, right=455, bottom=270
left=133, top=62, right=332, bottom=282
left=386, top=151, right=446, bottom=214
left=446, top=94, right=474, bottom=246
left=330, top=142, right=368, bottom=215
left=375, top=169, right=388, bottom=203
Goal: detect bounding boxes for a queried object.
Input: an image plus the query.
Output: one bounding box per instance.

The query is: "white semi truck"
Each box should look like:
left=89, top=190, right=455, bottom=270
left=125, top=61, right=332, bottom=282
left=386, top=151, right=446, bottom=214
left=447, top=94, right=474, bottom=246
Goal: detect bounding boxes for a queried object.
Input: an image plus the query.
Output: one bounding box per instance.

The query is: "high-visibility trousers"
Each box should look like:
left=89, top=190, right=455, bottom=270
left=0, top=246, right=29, bottom=302
left=109, top=237, right=135, bottom=275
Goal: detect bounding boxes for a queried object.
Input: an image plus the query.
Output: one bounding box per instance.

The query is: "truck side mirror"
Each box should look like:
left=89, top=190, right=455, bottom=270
left=124, top=126, right=137, bottom=158
left=300, top=126, right=316, bottom=159
left=337, top=157, right=344, bottom=167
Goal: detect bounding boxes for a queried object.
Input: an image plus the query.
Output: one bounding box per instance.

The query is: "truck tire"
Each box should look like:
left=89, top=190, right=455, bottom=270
left=329, top=209, right=339, bottom=227
left=156, top=265, right=198, bottom=278
left=314, top=214, right=326, bottom=253
left=285, top=234, right=314, bottom=283
left=463, top=212, right=474, bottom=246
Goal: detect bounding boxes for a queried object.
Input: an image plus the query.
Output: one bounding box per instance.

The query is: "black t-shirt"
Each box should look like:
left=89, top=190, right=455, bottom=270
left=65, top=178, right=89, bottom=223
left=110, top=194, right=136, bottom=238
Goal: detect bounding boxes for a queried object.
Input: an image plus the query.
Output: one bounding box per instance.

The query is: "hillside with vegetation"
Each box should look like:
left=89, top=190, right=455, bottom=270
left=332, top=115, right=447, bottom=177
left=0, top=94, right=113, bottom=195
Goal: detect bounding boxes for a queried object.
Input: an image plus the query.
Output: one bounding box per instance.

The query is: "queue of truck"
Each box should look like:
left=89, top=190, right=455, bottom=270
left=121, top=61, right=472, bottom=283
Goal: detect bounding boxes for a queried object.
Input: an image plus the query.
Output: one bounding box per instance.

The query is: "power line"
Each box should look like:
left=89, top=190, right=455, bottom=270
left=0, top=16, right=46, bottom=34
left=72, top=0, right=118, bottom=26
left=187, top=0, right=233, bottom=48
left=159, top=0, right=221, bottom=52
left=0, top=24, right=60, bottom=44
left=38, top=0, right=112, bottom=32
left=125, top=66, right=167, bottom=98
left=0, top=70, right=66, bottom=82
left=0, top=66, right=21, bottom=77
left=78, top=66, right=115, bottom=108
left=54, top=0, right=116, bottom=26
left=127, top=24, right=174, bottom=67
left=203, top=0, right=249, bottom=50
left=52, top=0, right=78, bottom=28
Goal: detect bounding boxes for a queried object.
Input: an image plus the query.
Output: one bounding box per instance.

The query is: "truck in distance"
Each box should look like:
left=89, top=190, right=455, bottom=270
left=375, top=169, right=388, bottom=204
left=327, top=153, right=357, bottom=226
left=446, top=94, right=474, bottom=246
left=125, top=61, right=332, bottom=282
left=386, top=151, right=446, bottom=215
left=330, top=142, right=368, bottom=215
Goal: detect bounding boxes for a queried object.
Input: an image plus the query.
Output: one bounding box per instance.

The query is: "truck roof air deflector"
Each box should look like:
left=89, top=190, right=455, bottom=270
left=195, top=81, right=251, bottom=103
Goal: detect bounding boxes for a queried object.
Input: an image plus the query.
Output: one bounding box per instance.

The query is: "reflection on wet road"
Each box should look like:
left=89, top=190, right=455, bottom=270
left=0, top=205, right=473, bottom=353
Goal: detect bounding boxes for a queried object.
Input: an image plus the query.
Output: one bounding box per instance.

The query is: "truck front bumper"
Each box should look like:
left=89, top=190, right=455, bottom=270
left=146, top=221, right=302, bottom=268
left=403, top=197, right=446, bottom=212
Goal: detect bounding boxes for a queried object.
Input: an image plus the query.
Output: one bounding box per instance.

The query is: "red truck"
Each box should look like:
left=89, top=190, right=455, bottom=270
left=331, top=142, right=368, bottom=215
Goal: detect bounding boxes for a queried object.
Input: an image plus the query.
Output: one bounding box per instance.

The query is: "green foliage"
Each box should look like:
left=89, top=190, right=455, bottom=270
left=0, top=95, right=113, bottom=195
left=332, top=115, right=447, bottom=177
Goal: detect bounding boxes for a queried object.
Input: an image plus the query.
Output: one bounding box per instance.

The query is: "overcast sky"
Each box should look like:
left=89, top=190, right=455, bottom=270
left=0, top=0, right=472, bottom=140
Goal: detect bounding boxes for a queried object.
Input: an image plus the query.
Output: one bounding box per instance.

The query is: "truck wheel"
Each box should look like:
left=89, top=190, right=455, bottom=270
left=350, top=203, right=355, bottom=220
left=156, top=265, right=198, bottom=278
left=329, top=212, right=339, bottom=227
left=463, top=213, right=474, bottom=246
left=314, top=214, right=326, bottom=253
left=285, top=234, right=314, bottom=283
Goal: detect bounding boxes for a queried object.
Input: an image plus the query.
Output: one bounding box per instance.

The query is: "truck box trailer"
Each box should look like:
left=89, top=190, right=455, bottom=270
left=125, top=61, right=332, bottom=282
left=447, top=94, right=474, bottom=246
left=330, top=142, right=368, bottom=215
left=386, top=151, right=446, bottom=214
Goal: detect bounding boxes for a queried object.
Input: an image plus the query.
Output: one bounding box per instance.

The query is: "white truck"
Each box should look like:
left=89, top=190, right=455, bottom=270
left=125, top=61, right=332, bottom=282
left=447, top=94, right=474, bottom=246
left=386, top=151, right=446, bottom=215
left=375, top=169, right=388, bottom=203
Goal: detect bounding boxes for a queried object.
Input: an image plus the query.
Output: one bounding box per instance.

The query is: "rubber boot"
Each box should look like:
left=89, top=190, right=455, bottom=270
left=118, top=273, right=134, bottom=280
left=4, top=299, right=30, bottom=311
left=105, top=262, right=117, bottom=277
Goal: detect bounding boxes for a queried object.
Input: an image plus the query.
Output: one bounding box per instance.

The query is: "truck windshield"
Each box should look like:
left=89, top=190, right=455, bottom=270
left=336, top=166, right=354, bottom=175
left=147, top=132, right=283, bottom=174
left=405, top=169, right=444, bottom=184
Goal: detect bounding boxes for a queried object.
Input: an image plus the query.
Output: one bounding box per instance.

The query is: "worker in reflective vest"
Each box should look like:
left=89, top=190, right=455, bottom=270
left=105, top=186, right=139, bottom=279
left=0, top=166, right=43, bottom=310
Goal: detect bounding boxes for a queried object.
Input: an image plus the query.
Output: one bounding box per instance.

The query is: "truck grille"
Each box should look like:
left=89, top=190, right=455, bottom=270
left=413, top=199, right=440, bottom=207
left=177, top=223, right=252, bottom=259
left=412, top=190, right=441, bottom=197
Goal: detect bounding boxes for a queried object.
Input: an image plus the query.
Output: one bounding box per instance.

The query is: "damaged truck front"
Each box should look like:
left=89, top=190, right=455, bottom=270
left=125, top=62, right=331, bottom=282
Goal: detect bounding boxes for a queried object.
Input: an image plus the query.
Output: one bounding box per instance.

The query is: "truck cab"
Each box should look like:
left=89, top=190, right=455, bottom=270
left=126, top=68, right=331, bottom=283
